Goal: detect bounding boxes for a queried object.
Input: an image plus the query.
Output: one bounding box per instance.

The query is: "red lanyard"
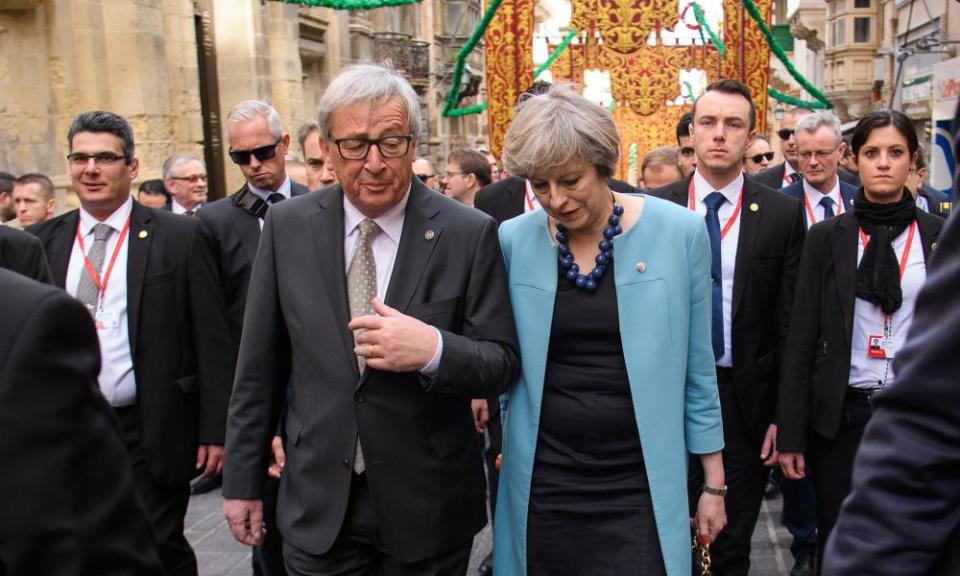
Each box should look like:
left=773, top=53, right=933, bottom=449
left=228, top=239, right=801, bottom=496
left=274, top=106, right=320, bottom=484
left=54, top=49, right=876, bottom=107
left=688, top=178, right=743, bottom=240
left=803, top=191, right=844, bottom=225
left=76, top=215, right=131, bottom=310
left=524, top=180, right=536, bottom=212
left=859, top=221, right=916, bottom=280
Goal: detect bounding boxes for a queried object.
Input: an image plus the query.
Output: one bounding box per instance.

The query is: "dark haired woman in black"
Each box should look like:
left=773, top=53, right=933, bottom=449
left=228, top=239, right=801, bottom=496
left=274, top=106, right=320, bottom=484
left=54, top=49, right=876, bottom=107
left=776, top=109, right=944, bottom=548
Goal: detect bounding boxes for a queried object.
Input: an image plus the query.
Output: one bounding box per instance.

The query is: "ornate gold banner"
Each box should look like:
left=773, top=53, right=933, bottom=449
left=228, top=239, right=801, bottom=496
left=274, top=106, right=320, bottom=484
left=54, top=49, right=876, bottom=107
left=484, top=0, right=534, bottom=160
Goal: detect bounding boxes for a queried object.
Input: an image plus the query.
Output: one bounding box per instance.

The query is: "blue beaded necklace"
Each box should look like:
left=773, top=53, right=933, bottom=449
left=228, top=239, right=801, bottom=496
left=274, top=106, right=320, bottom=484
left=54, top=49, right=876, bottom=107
left=556, top=201, right=624, bottom=292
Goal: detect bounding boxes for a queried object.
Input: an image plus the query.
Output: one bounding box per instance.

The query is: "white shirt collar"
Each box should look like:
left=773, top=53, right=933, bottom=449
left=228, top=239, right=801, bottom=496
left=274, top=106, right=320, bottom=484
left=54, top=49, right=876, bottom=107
left=693, top=169, right=744, bottom=206
left=79, top=196, right=134, bottom=237
left=342, top=185, right=411, bottom=245
left=785, top=163, right=796, bottom=177
left=801, top=176, right=840, bottom=206
left=248, top=175, right=292, bottom=202
left=171, top=199, right=198, bottom=215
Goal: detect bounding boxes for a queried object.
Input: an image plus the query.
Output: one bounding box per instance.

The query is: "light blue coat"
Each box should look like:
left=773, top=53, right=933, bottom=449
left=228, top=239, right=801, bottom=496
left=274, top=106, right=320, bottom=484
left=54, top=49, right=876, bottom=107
left=493, top=196, right=724, bottom=576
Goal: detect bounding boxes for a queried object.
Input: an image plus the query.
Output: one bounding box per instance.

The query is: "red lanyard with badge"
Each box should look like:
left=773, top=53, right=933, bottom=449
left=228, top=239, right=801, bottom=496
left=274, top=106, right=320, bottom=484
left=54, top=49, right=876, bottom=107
left=524, top=180, right=537, bottom=212
left=688, top=178, right=744, bottom=239
left=860, top=221, right=916, bottom=361
left=76, top=215, right=131, bottom=328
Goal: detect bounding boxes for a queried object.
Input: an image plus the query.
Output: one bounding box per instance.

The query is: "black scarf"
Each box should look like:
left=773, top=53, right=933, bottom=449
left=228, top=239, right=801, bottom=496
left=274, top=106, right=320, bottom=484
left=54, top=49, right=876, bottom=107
left=854, top=187, right=917, bottom=314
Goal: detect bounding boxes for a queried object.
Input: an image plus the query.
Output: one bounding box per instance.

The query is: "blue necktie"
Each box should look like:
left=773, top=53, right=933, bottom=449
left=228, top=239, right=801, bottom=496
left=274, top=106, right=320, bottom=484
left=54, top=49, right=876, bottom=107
left=268, top=192, right=285, bottom=205
left=820, top=196, right=835, bottom=219
left=703, top=192, right=726, bottom=362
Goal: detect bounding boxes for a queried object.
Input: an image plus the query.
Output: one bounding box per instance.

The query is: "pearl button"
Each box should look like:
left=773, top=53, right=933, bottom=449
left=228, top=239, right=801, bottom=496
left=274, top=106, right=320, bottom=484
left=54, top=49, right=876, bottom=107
left=636, top=262, right=646, bottom=273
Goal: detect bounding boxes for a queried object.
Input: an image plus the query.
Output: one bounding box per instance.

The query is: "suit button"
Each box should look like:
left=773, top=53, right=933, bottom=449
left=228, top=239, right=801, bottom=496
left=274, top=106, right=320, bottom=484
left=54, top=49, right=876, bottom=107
left=342, top=458, right=350, bottom=467
left=354, top=392, right=365, bottom=403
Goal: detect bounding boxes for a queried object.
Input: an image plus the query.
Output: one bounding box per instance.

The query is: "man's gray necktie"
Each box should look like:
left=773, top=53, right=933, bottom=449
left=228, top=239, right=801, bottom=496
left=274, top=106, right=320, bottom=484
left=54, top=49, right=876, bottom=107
left=75, top=223, right=113, bottom=315
left=347, top=218, right=381, bottom=474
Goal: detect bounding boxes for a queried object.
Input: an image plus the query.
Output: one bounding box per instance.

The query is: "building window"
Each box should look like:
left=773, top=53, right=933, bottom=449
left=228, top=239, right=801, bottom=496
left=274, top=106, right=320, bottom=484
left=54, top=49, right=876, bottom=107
left=854, top=17, right=870, bottom=43
left=834, top=19, right=846, bottom=46
left=835, top=0, right=847, bottom=12
left=854, top=0, right=870, bottom=7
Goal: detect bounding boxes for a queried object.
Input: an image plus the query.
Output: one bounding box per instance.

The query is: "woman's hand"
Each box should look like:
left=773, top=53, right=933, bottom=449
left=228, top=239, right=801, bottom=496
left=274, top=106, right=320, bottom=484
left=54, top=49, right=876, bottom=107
left=693, top=492, right=727, bottom=546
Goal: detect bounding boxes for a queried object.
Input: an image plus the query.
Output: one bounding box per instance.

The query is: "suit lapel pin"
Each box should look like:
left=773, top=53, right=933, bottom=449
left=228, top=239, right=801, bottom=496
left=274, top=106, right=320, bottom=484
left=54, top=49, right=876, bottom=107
left=932, top=242, right=938, bottom=251
left=749, top=202, right=759, bottom=212
left=138, top=230, right=148, bottom=239
left=424, top=230, right=435, bottom=240
left=636, top=262, right=646, bottom=273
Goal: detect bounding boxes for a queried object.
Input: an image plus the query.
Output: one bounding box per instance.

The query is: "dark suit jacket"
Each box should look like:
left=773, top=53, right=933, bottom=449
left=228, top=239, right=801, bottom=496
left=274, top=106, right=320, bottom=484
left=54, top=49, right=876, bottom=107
left=29, top=201, right=233, bottom=483
left=755, top=162, right=858, bottom=190
left=821, top=210, right=959, bottom=575
left=649, top=174, right=806, bottom=441
left=0, top=225, right=52, bottom=283
left=777, top=209, right=944, bottom=452
left=196, top=181, right=310, bottom=358
left=920, top=185, right=952, bottom=219
left=779, top=178, right=857, bottom=228
left=475, top=176, right=639, bottom=225
left=223, top=178, right=520, bottom=562
left=0, top=269, right=164, bottom=576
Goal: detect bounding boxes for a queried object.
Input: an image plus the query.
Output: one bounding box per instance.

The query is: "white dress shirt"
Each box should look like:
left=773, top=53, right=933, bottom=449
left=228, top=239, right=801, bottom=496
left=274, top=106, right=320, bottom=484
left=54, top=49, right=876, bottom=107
left=915, top=194, right=929, bottom=213
left=249, top=175, right=292, bottom=229
left=66, top=196, right=136, bottom=406
left=171, top=198, right=200, bottom=215
left=801, top=176, right=844, bottom=229
left=691, top=169, right=743, bottom=368
left=342, top=189, right=442, bottom=374
left=849, top=223, right=925, bottom=389
left=783, top=163, right=797, bottom=187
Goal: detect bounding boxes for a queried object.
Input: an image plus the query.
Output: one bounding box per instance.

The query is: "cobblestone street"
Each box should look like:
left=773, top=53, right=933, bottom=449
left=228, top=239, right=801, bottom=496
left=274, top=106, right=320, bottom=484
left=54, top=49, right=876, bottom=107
left=187, top=489, right=793, bottom=575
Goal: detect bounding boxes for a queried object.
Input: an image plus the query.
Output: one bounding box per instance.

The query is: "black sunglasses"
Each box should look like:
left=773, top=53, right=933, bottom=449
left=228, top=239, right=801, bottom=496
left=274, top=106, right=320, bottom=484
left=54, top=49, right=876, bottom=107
left=229, top=140, right=281, bottom=165
left=416, top=173, right=436, bottom=182
left=746, top=152, right=775, bottom=163
left=777, top=128, right=794, bottom=141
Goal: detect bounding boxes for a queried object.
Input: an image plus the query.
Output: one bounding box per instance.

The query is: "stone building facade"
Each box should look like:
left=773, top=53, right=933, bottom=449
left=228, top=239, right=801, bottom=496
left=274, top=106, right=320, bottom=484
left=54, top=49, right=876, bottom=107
left=0, top=0, right=487, bottom=202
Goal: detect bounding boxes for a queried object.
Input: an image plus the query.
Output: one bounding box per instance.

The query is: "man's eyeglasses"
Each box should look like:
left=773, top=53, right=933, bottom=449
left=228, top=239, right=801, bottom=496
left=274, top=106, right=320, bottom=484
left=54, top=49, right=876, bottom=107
left=229, top=140, right=281, bottom=165
left=798, top=148, right=839, bottom=162
left=67, top=152, right=127, bottom=166
left=777, top=128, right=795, bottom=141
left=333, top=135, right=413, bottom=160
left=746, top=152, right=775, bottom=164
left=169, top=174, right=208, bottom=184
left=679, top=146, right=696, bottom=157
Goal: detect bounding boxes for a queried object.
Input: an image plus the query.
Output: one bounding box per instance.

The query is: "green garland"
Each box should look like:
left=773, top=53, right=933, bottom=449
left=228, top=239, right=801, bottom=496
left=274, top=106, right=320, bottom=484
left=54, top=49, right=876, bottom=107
left=683, top=80, right=697, bottom=102
left=534, top=28, right=578, bottom=79
left=768, top=87, right=831, bottom=109
left=442, top=0, right=503, bottom=117
left=740, top=0, right=832, bottom=109
left=272, top=0, right=419, bottom=8
left=692, top=2, right=725, bottom=59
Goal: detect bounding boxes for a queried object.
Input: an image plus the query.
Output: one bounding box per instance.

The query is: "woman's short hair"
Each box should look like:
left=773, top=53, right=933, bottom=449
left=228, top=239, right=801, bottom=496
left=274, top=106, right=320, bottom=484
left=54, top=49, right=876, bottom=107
left=850, top=109, right=919, bottom=158
left=317, top=64, right=422, bottom=140
left=502, top=84, right=619, bottom=180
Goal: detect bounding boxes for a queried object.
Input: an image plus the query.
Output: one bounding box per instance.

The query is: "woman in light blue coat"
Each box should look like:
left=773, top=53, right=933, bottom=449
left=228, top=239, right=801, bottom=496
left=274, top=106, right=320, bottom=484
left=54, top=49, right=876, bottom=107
left=493, top=85, right=727, bottom=575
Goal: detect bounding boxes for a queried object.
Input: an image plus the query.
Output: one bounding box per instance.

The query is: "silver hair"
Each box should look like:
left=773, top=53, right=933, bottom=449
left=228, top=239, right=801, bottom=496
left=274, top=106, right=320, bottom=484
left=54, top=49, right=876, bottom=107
left=641, top=146, right=681, bottom=173
left=316, top=64, right=422, bottom=140
left=162, top=152, right=204, bottom=179
left=502, top=84, right=619, bottom=179
left=226, top=100, right=284, bottom=141
left=794, top=110, right=843, bottom=144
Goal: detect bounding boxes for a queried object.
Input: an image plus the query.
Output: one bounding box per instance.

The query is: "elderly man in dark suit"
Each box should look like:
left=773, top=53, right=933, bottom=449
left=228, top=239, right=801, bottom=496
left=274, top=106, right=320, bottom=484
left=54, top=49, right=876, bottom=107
left=0, top=225, right=51, bottom=282
left=0, top=268, right=164, bottom=576
left=197, top=99, right=310, bottom=576
left=649, top=79, right=805, bottom=575
left=222, top=64, right=520, bottom=576
left=29, top=111, right=233, bottom=576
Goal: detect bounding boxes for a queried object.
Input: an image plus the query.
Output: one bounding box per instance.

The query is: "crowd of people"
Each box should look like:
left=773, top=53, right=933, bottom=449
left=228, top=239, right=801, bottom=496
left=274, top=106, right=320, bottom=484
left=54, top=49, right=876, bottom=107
left=1, top=62, right=958, bottom=576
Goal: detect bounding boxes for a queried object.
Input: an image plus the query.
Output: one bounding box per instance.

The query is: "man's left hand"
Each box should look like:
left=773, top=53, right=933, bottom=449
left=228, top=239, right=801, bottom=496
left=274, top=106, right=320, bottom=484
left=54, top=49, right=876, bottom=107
left=196, top=444, right=225, bottom=477
left=349, top=298, right=439, bottom=373
left=760, top=424, right=779, bottom=467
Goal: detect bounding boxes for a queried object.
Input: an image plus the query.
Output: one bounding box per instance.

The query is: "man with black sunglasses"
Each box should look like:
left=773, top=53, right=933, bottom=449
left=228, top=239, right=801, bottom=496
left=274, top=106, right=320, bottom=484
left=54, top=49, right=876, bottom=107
left=744, top=135, right=774, bottom=175
left=754, top=107, right=814, bottom=189
left=197, top=100, right=310, bottom=575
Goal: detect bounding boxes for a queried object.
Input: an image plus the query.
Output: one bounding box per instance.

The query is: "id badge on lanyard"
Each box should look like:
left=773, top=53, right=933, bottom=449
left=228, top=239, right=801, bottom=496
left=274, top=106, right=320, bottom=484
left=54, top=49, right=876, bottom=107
left=862, top=222, right=915, bottom=360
